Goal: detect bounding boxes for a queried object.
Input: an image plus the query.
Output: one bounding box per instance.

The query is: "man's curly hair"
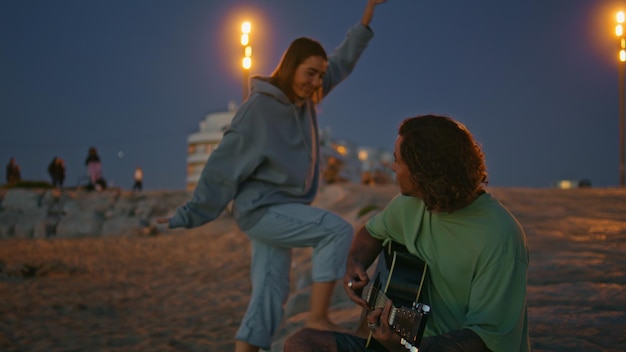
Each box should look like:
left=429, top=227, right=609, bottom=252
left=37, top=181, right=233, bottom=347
left=398, top=115, right=488, bottom=213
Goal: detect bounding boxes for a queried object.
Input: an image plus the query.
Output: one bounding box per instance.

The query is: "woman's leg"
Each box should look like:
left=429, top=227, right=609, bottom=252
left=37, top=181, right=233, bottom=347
left=234, top=340, right=260, bottom=352
left=235, top=239, right=292, bottom=350
left=308, top=280, right=345, bottom=331
left=246, top=203, right=354, bottom=332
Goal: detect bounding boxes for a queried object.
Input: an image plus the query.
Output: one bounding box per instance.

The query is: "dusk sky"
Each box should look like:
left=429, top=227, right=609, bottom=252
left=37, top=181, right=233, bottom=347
left=1, top=0, right=625, bottom=190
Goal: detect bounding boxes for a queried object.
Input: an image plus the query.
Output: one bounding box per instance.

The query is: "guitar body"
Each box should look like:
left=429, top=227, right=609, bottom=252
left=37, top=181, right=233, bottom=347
left=382, top=242, right=427, bottom=308
left=357, top=241, right=429, bottom=349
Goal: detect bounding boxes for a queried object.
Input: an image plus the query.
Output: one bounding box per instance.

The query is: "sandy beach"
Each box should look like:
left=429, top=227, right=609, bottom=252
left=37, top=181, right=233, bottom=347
left=1, top=184, right=625, bottom=351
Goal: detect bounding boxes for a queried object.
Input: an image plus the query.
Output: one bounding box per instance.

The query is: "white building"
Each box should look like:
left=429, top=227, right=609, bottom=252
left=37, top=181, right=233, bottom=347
left=186, top=102, right=237, bottom=190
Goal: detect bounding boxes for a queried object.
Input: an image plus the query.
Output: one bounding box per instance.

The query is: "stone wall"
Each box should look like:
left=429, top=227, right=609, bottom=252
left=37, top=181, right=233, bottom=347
left=0, top=188, right=193, bottom=239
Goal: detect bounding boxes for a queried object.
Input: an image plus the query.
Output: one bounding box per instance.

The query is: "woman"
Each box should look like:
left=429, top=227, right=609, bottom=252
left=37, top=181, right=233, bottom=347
left=158, top=1, right=386, bottom=351
left=85, top=147, right=103, bottom=190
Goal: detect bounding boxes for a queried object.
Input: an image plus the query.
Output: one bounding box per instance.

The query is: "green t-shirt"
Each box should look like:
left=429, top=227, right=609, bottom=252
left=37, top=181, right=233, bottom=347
left=366, top=193, right=530, bottom=352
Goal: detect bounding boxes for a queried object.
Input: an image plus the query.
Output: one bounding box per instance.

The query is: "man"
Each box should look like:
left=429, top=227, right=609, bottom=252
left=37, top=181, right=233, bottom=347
left=6, top=157, right=21, bottom=184
left=284, top=115, right=530, bottom=351
left=48, top=156, right=66, bottom=188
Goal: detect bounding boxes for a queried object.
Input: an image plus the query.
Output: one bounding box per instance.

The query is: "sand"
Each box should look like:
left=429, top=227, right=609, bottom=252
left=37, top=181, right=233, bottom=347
left=0, top=184, right=625, bottom=351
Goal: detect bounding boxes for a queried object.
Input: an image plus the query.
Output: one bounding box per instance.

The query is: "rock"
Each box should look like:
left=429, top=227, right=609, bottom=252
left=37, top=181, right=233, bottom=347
left=0, top=189, right=193, bottom=239
left=1, top=188, right=44, bottom=210
left=101, top=216, right=142, bottom=237
left=0, top=211, right=17, bottom=238
left=13, top=209, right=48, bottom=238
left=56, top=211, right=103, bottom=238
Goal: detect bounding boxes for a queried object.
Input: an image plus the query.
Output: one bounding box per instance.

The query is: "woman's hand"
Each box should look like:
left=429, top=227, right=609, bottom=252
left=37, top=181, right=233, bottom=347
left=361, top=0, right=387, bottom=27
left=155, top=218, right=170, bottom=227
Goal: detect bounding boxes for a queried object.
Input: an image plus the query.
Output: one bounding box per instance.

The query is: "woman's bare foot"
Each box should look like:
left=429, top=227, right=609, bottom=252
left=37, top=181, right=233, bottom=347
left=305, top=317, right=351, bottom=333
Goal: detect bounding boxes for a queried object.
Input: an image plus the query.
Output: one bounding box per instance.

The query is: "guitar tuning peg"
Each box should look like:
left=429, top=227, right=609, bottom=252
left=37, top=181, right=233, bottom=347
left=400, top=338, right=419, bottom=351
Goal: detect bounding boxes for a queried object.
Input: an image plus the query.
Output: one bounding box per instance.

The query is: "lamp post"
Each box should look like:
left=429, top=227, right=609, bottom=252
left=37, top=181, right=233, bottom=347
left=617, top=12, right=625, bottom=186
left=241, top=21, right=252, bottom=102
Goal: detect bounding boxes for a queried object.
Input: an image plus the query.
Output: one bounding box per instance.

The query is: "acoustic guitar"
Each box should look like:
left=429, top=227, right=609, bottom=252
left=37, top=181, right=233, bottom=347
left=356, top=241, right=430, bottom=350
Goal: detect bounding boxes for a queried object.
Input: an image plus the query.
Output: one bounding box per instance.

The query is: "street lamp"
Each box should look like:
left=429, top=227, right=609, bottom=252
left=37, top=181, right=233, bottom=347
left=616, top=11, right=625, bottom=186
left=241, top=21, right=252, bottom=102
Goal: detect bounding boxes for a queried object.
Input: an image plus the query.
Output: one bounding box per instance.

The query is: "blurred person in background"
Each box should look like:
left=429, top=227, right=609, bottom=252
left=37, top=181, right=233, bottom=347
left=48, top=156, right=66, bottom=188
left=6, top=157, right=21, bottom=185
left=133, top=167, right=143, bottom=191
left=85, top=147, right=105, bottom=190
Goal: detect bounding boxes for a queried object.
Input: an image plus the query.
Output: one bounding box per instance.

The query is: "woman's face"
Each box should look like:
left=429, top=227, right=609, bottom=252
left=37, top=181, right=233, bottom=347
left=291, top=56, right=327, bottom=99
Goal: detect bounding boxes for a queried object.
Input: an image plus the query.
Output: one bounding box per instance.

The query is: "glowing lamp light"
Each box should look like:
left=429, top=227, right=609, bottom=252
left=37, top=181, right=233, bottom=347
left=242, top=21, right=251, bottom=34
left=358, top=150, right=368, bottom=161
left=240, top=21, right=252, bottom=100
left=240, top=21, right=252, bottom=70
left=618, top=11, right=626, bottom=186
left=242, top=57, right=252, bottom=70
left=556, top=180, right=573, bottom=189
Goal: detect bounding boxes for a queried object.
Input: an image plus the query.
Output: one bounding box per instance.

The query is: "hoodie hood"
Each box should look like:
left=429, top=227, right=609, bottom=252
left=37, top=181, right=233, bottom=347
left=249, top=76, right=293, bottom=105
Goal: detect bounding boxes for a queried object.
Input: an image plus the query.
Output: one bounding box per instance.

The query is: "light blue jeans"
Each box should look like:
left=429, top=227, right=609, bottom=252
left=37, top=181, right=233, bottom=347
left=234, top=203, right=354, bottom=350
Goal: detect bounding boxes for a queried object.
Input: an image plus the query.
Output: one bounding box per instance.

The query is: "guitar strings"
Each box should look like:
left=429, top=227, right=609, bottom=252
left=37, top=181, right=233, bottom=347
left=367, top=285, right=400, bottom=325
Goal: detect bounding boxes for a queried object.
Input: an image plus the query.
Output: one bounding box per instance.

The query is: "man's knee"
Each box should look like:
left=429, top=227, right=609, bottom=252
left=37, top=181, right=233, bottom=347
left=283, top=329, right=311, bottom=352
left=284, top=328, right=336, bottom=352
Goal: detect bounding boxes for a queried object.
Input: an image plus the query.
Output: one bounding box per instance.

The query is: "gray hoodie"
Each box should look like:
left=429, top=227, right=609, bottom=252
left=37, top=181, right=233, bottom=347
left=170, top=22, right=374, bottom=231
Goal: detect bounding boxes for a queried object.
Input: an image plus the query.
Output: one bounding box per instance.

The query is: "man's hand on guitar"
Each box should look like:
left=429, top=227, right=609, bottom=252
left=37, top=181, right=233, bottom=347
left=367, top=300, right=403, bottom=350
left=343, top=259, right=370, bottom=308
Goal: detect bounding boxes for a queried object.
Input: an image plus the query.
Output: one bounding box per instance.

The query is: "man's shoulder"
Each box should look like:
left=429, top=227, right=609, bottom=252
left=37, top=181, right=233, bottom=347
left=374, top=194, right=428, bottom=225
